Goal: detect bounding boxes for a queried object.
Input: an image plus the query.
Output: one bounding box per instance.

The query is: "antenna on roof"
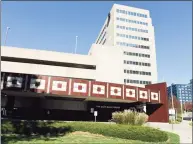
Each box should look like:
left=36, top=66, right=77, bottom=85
left=75, top=36, right=78, bottom=54
left=5, top=27, right=11, bottom=46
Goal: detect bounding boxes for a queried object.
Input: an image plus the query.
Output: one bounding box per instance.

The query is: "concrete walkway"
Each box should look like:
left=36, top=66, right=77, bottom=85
left=146, top=121, right=192, bottom=144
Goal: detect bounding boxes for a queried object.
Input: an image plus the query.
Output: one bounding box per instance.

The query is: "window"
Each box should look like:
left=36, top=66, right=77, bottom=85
left=124, top=69, right=126, bottom=73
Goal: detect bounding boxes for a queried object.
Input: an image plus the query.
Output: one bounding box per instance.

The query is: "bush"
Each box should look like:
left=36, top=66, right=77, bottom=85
left=1, top=120, right=168, bottom=142
left=1, top=121, right=15, bottom=134
left=112, top=110, right=148, bottom=125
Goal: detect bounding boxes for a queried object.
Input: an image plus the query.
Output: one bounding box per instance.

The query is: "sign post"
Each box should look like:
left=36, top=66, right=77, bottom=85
left=94, top=111, right=98, bottom=122
left=90, top=108, right=94, bottom=113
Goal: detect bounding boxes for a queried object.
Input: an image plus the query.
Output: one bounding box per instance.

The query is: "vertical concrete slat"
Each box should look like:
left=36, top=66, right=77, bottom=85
left=68, top=79, right=72, bottom=95
left=88, top=81, right=91, bottom=97
left=24, top=75, right=28, bottom=91
left=1, top=73, right=5, bottom=90
left=148, top=89, right=151, bottom=102
left=123, top=85, right=125, bottom=100
left=136, top=87, right=138, bottom=101
left=158, top=90, right=161, bottom=103
left=107, top=83, right=109, bottom=98
left=46, top=77, right=51, bottom=94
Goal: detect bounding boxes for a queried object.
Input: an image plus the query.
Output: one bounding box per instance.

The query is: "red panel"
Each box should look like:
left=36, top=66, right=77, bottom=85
left=49, top=77, right=69, bottom=95
left=70, top=79, right=89, bottom=97
left=90, top=81, right=107, bottom=98
left=124, top=85, right=137, bottom=101
left=145, top=82, right=169, bottom=123
left=138, top=87, right=149, bottom=102
left=108, top=83, right=123, bottom=100
left=29, top=75, right=48, bottom=94
left=150, top=90, right=160, bottom=103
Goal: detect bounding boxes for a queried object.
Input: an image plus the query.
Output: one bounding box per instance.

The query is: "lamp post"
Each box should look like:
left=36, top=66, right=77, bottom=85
left=75, top=36, right=78, bottom=54
left=171, top=83, right=175, bottom=122
left=179, top=88, right=183, bottom=122
left=5, top=27, right=10, bottom=46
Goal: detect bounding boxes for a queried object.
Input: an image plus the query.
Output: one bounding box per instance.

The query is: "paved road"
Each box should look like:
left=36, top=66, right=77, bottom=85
left=146, top=121, right=192, bottom=144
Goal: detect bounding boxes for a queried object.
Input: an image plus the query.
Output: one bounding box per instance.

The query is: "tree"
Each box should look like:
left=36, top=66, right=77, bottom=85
left=169, top=96, right=193, bottom=112
left=168, top=96, right=181, bottom=113
left=184, top=102, right=193, bottom=111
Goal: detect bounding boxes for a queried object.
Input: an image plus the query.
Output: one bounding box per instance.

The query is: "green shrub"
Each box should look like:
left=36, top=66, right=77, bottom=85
left=135, top=112, right=148, bottom=125
left=1, top=120, right=168, bottom=142
left=176, top=117, right=182, bottom=122
left=1, top=121, right=15, bottom=134
left=51, top=122, right=168, bottom=142
left=112, top=110, right=148, bottom=125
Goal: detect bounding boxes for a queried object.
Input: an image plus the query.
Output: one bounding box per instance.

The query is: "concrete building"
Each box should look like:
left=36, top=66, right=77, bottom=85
left=167, top=80, right=192, bottom=103
left=94, top=4, right=157, bottom=86
left=1, top=4, right=168, bottom=122
left=1, top=45, right=168, bottom=122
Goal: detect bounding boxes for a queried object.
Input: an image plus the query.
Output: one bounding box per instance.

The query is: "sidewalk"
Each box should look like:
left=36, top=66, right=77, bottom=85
left=146, top=121, right=192, bottom=144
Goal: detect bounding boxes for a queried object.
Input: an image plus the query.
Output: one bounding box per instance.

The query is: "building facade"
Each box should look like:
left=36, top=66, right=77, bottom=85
left=167, top=81, right=192, bottom=103
left=1, top=45, right=169, bottom=122
left=1, top=4, right=167, bottom=122
left=94, top=4, right=158, bottom=86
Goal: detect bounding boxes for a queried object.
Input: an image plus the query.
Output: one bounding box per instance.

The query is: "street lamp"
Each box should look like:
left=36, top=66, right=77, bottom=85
left=5, top=27, right=11, bottom=46
left=75, top=36, right=78, bottom=54
left=171, top=83, right=175, bottom=122
left=179, top=88, right=183, bottom=122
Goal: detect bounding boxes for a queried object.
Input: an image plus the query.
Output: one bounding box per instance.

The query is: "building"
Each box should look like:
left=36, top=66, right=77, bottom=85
left=1, top=45, right=168, bottom=122
left=1, top=4, right=168, bottom=122
left=167, top=81, right=192, bottom=103
left=94, top=4, right=157, bottom=86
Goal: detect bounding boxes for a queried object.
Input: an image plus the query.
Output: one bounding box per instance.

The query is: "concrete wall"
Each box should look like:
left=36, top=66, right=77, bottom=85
left=1, top=46, right=95, bottom=66
left=2, top=61, right=95, bottom=80
left=1, top=46, right=96, bottom=80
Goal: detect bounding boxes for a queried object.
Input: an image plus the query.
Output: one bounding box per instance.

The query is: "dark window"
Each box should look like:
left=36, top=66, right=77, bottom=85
left=124, top=69, right=126, bottom=73
left=143, top=81, right=146, bottom=84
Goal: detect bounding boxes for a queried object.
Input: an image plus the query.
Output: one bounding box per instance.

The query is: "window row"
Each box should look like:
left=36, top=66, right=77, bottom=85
left=179, top=96, right=192, bottom=99
left=116, top=17, right=148, bottom=26
left=124, top=60, right=151, bottom=67
left=116, top=9, right=148, bottom=18
left=102, top=39, right=106, bottom=45
left=117, top=25, right=148, bottom=33
left=179, top=91, right=192, bottom=94
left=96, top=25, right=106, bottom=44
left=124, top=69, right=151, bottom=76
left=117, top=33, right=149, bottom=41
left=124, top=79, right=151, bottom=85
left=117, top=42, right=150, bottom=49
left=99, top=32, right=106, bottom=44
left=123, top=51, right=150, bottom=58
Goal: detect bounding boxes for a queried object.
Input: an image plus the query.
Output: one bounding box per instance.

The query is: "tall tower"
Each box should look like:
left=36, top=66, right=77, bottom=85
left=93, top=4, right=157, bottom=86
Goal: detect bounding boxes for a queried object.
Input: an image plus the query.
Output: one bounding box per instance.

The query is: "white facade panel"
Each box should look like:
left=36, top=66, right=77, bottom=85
left=1, top=61, right=96, bottom=80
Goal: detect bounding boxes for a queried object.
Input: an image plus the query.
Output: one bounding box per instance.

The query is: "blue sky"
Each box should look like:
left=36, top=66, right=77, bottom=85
left=1, top=1, right=192, bottom=86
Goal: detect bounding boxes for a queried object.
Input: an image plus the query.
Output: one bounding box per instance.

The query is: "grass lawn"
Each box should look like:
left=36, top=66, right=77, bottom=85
left=2, top=131, right=180, bottom=144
